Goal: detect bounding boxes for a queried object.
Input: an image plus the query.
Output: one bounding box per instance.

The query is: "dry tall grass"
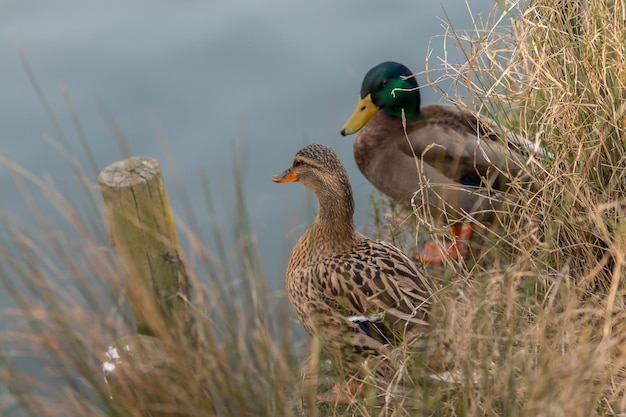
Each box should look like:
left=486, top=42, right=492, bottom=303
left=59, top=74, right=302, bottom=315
left=414, top=0, right=626, bottom=415
left=1, top=0, right=626, bottom=416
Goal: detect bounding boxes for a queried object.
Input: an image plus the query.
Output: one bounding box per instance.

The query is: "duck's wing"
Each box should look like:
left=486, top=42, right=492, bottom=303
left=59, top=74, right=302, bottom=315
left=398, top=104, right=528, bottom=187
left=313, top=239, right=431, bottom=346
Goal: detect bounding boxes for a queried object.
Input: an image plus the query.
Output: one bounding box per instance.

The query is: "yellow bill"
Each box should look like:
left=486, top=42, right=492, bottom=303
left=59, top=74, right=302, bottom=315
left=340, top=94, right=380, bottom=136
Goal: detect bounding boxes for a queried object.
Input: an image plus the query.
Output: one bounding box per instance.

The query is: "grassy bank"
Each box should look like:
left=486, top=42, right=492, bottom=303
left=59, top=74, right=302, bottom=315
left=1, top=0, right=626, bottom=415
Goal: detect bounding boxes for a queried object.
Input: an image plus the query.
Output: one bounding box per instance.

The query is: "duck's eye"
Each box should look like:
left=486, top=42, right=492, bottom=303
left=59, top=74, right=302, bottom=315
left=380, top=79, right=390, bottom=88
left=293, top=158, right=305, bottom=167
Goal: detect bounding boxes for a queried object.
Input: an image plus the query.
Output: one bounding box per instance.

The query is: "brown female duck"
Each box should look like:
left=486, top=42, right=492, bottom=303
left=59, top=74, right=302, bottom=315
left=341, top=61, right=535, bottom=263
left=273, top=144, right=432, bottom=401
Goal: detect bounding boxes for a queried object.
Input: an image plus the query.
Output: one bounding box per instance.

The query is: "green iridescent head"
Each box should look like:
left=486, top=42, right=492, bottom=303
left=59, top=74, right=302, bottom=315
left=341, top=61, right=422, bottom=136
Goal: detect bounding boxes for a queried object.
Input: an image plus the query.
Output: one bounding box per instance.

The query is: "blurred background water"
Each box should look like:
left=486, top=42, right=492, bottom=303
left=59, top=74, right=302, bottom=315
left=1, top=0, right=494, bottom=298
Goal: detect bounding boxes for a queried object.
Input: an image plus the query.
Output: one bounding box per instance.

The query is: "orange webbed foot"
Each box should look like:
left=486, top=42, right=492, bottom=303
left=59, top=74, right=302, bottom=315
left=316, top=383, right=351, bottom=404
left=416, top=240, right=468, bottom=263
left=315, top=380, right=369, bottom=404
left=415, top=224, right=475, bottom=263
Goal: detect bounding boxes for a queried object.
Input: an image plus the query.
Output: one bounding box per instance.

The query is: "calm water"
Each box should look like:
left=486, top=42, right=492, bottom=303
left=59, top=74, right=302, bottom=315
left=1, top=1, right=494, bottom=300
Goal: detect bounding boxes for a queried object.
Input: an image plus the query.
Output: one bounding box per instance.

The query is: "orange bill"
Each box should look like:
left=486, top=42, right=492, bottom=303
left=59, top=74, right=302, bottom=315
left=272, top=167, right=298, bottom=183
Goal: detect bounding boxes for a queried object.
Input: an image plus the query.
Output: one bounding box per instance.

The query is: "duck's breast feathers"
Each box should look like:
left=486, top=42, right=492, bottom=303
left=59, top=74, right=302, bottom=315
left=313, top=238, right=431, bottom=327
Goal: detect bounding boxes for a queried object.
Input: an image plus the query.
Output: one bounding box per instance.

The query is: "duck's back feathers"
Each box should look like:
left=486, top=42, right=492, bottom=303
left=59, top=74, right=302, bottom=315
left=287, top=234, right=431, bottom=341
left=353, top=103, right=528, bottom=219
left=403, top=104, right=526, bottom=182
left=293, top=235, right=431, bottom=372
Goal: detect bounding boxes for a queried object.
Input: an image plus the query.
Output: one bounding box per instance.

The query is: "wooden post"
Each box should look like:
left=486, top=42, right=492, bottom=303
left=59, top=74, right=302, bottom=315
left=98, top=156, right=190, bottom=336
left=98, top=157, right=202, bottom=417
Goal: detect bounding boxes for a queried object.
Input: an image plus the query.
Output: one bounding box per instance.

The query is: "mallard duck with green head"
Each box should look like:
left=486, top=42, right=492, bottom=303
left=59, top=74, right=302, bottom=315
left=341, top=61, right=535, bottom=263
left=273, top=144, right=432, bottom=402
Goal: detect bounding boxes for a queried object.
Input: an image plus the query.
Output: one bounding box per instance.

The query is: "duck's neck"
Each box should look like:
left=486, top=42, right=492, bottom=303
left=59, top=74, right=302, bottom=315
left=310, top=183, right=359, bottom=251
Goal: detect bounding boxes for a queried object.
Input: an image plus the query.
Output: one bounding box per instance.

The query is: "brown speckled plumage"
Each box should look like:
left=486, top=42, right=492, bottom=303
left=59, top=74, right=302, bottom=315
left=273, top=144, right=432, bottom=378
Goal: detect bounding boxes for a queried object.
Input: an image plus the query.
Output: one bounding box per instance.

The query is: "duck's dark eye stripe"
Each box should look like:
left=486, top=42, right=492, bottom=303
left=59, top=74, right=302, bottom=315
left=293, top=159, right=305, bottom=167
